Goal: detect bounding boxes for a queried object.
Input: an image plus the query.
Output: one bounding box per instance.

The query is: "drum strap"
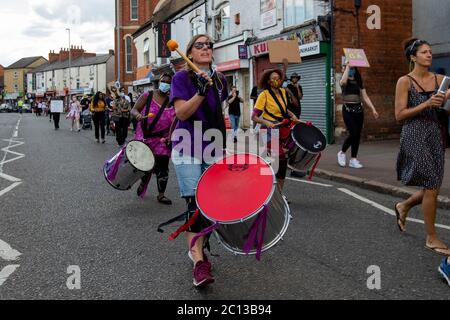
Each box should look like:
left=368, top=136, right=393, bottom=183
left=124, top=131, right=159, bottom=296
left=143, top=91, right=170, bottom=139
left=157, top=209, right=200, bottom=240
left=265, top=89, right=290, bottom=121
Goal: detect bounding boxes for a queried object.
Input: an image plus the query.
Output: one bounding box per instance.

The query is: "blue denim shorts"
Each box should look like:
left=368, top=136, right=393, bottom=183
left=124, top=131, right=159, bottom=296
left=171, top=150, right=210, bottom=197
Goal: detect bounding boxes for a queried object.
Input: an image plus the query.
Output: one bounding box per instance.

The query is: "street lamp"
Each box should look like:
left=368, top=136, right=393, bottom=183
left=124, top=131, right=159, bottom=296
left=66, top=28, right=71, bottom=95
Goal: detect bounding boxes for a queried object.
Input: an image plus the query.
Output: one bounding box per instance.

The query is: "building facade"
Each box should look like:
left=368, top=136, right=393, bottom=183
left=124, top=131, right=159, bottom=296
left=26, top=48, right=115, bottom=100
left=333, top=0, right=412, bottom=141
left=114, top=0, right=158, bottom=93
left=4, top=57, right=48, bottom=100
left=413, top=0, right=450, bottom=74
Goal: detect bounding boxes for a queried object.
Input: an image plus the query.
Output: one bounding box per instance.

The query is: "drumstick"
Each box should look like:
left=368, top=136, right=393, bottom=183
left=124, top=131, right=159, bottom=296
left=167, top=39, right=213, bottom=86
left=141, top=112, right=155, bottom=120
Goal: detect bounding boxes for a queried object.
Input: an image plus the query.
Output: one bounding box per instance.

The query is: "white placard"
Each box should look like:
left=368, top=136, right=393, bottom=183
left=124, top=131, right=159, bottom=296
left=50, top=100, right=64, bottom=113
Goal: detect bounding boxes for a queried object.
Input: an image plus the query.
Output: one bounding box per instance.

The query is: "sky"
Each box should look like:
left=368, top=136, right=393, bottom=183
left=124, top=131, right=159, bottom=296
left=0, top=0, right=115, bottom=67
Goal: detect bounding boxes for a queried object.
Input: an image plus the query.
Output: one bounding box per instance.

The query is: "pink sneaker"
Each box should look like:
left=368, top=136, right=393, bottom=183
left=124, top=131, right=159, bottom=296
left=193, top=260, right=214, bottom=287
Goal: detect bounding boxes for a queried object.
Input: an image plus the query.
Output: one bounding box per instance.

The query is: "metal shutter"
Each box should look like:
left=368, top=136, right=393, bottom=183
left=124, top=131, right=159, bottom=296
left=283, top=57, right=327, bottom=138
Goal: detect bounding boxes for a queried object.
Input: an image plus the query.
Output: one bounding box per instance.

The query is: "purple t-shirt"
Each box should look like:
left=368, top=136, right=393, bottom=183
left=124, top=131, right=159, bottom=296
left=170, top=70, right=228, bottom=160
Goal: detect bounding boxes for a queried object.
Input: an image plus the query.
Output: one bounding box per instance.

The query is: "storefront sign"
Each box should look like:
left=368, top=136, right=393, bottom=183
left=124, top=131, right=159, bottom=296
left=250, top=36, right=287, bottom=57
left=158, top=22, right=171, bottom=58
left=238, top=45, right=248, bottom=59
left=260, top=0, right=277, bottom=29
left=216, top=60, right=241, bottom=72
left=300, top=41, right=320, bottom=57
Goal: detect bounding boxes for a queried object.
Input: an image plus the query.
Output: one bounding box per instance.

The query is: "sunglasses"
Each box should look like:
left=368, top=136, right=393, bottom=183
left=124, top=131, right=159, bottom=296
left=193, top=41, right=214, bottom=50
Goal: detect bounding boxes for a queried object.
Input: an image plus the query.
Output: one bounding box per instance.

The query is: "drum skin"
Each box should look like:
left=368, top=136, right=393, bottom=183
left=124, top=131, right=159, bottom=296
left=288, top=123, right=326, bottom=172
left=196, top=154, right=291, bottom=255
left=103, top=140, right=155, bottom=190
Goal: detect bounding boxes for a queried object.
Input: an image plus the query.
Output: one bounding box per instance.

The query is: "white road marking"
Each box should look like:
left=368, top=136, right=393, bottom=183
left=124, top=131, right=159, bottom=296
left=0, top=182, right=22, bottom=197
left=286, top=177, right=333, bottom=187
left=0, top=239, right=22, bottom=261
left=0, top=265, right=20, bottom=286
left=338, top=188, right=450, bottom=231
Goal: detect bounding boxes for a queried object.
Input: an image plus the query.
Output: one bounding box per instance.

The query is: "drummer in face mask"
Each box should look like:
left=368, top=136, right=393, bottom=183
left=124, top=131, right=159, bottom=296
left=251, top=69, right=299, bottom=193
left=130, top=73, right=176, bottom=204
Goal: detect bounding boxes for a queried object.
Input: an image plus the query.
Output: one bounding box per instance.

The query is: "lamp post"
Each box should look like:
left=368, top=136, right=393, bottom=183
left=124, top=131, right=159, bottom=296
left=66, top=28, right=71, bottom=96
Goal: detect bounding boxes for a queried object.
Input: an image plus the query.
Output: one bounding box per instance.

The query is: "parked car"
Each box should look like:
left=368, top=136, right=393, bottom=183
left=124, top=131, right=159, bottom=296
left=0, top=103, right=12, bottom=113
left=22, top=104, right=32, bottom=113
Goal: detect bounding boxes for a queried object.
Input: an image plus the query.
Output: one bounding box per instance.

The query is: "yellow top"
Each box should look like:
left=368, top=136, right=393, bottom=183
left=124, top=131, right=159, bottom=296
left=90, top=100, right=106, bottom=112
left=254, top=89, right=288, bottom=122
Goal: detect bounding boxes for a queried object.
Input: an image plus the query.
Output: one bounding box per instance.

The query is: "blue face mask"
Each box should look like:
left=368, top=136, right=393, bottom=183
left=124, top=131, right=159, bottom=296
left=348, top=68, right=356, bottom=78
left=159, top=82, right=171, bottom=93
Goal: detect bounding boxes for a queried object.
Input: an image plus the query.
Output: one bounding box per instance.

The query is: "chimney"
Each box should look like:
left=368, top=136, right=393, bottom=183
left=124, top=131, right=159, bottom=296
left=49, top=50, right=59, bottom=63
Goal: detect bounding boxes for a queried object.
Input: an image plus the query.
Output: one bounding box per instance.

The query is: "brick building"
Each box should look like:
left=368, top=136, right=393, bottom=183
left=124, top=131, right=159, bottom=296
left=114, top=0, right=159, bottom=93
left=333, top=0, right=412, bottom=141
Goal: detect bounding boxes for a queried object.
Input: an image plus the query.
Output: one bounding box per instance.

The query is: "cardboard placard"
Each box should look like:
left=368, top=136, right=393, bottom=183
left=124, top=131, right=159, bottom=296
left=268, top=40, right=301, bottom=64
left=50, top=100, right=64, bottom=113
left=343, top=48, right=370, bottom=67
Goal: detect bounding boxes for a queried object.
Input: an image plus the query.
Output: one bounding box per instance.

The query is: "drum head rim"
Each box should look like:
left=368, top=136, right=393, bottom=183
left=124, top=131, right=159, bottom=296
left=212, top=193, right=291, bottom=255
left=125, top=139, right=155, bottom=172
left=290, top=123, right=326, bottom=153
left=196, top=153, right=277, bottom=224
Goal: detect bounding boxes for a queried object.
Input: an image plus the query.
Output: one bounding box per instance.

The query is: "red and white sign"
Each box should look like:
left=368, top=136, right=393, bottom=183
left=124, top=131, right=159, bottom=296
left=216, top=60, right=241, bottom=72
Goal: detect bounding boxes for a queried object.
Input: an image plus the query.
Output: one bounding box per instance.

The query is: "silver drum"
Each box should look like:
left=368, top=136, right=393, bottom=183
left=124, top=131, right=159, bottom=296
left=103, top=140, right=155, bottom=190
left=196, top=153, right=291, bottom=256
left=288, top=122, right=326, bottom=172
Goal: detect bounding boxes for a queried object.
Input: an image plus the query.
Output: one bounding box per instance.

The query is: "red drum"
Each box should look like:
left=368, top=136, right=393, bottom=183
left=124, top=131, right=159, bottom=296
left=195, top=153, right=291, bottom=259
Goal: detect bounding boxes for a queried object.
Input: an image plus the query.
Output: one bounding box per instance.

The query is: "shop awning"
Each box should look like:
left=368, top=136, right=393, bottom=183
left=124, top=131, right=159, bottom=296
left=153, top=0, right=198, bottom=24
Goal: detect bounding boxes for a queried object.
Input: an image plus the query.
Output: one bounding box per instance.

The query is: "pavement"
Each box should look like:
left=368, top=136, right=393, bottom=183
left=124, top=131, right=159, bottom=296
left=231, top=129, right=450, bottom=210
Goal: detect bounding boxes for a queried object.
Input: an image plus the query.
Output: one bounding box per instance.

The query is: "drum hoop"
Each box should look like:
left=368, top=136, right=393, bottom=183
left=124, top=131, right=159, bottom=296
left=195, top=153, right=277, bottom=224
left=290, top=124, right=326, bottom=154
left=125, top=139, right=155, bottom=172
left=212, top=194, right=291, bottom=255
left=102, top=164, right=140, bottom=190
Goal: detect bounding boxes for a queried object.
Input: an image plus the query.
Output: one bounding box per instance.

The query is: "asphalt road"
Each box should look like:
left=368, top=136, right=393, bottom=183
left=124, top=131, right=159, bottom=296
left=0, top=113, right=449, bottom=300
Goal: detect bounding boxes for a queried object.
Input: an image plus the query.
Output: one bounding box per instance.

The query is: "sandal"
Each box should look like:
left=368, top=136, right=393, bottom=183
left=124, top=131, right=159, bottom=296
left=425, top=245, right=450, bottom=256
left=157, top=195, right=172, bottom=205
left=394, top=203, right=406, bottom=232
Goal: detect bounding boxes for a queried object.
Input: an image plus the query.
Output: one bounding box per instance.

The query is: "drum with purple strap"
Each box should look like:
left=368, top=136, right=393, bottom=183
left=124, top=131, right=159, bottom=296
left=103, top=140, right=155, bottom=190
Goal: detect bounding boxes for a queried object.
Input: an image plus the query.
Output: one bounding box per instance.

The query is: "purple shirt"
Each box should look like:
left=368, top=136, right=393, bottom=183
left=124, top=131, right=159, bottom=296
left=170, top=70, right=228, bottom=160
left=134, top=92, right=175, bottom=156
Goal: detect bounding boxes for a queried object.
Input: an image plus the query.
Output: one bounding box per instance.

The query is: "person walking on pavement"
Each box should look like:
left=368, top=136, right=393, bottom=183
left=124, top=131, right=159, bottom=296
left=394, top=38, right=450, bottom=256
left=50, top=97, right=61, bottom=130
left=112, top=87, right=131, bottom=147
left=66, top=95, right=81, bottom=132
left=90, top=91, right=107, bottom=143
left=337, top=62, right=379, bottom=169
left=131, top=73, right=176, bottom=204
left=226, top=86, right=243, bottom=143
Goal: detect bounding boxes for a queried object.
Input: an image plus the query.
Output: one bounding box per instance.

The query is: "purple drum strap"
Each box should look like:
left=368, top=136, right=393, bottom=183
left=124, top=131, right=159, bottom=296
left=190, top=223, right=219, bottom=249
left=243, top=204, right=269, bottom=261
left=138, top=176, right=151, bottom=199
left=107, top=147, right=126, bottom=181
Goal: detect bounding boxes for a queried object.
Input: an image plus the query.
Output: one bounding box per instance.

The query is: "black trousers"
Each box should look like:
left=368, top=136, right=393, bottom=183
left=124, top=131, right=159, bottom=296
left=342, top=109, right=364, bottom=158
left=141, top=155, right=170, bottom=194
left=115, top=117, right=129, bottom=146
left=93, top=112, right=106, bottom=140
left=53, top=113, right=60, bottom=129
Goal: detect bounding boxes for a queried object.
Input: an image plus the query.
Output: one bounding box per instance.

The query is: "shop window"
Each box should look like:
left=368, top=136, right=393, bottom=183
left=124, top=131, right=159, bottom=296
left=125, top=36, right=133, bottom=73
left=191, top=16, right=203, bottom=37
left=131, top=0, right=138, bottom=21
left=284, top=0, right=315, bottom=28
left=143, top=38, right=150, bottom=65
left=214, top=3, right=230, bottom=41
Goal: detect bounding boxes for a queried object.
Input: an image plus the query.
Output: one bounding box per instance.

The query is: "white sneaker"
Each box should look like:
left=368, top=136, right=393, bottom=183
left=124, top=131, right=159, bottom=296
left=349, top=158, right=363, bottom=169
left=337, top=151, right=346, bottom=167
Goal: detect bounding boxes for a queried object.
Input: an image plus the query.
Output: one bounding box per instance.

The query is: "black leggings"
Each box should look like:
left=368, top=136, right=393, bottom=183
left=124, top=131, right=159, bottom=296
left=342, top=109, right=364, bottom=158
left=93, top=112, right=106, bottom=140
left=141, top=155, right=170, bottom=193
left=115, top=118, right=129, bottom=146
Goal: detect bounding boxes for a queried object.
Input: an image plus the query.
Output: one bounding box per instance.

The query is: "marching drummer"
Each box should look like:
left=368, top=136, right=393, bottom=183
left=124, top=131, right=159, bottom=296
left=251, top=68, right=300, bottom=194
left=131, top=73, right=176, bottom=204
left=169, top=34, right=228, bottom=287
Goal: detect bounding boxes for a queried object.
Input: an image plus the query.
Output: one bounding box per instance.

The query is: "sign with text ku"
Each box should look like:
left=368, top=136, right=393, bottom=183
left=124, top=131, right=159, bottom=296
left=158, top=23, right=171, bottom=58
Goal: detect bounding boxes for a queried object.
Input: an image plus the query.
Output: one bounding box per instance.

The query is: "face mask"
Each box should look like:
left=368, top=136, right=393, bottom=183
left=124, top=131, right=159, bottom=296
left=282, top=81, right=288, bottom=88
left=270, top=79, right=281, bottom=89
left=119, top=92, right=125, bottom=97
left=348, top=68, right=356, bottom=78
left=159, top=82, right=171, bottom=93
